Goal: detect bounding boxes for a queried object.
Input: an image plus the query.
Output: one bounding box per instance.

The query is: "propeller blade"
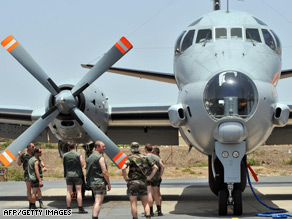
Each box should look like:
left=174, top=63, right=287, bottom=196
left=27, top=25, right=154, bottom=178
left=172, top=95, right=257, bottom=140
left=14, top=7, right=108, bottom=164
left=1, top=35, right=60, bottom=95
left=71, top=37, right=133, bottom=96
left=70, top=107, right=127, bottom=169
left=0, top=106, right=59, bottom=167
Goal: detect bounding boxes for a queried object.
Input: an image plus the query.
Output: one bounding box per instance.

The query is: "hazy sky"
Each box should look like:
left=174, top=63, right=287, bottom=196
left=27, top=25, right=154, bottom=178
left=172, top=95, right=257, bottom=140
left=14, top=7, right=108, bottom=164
left=1, top=0, right=292, bottom=108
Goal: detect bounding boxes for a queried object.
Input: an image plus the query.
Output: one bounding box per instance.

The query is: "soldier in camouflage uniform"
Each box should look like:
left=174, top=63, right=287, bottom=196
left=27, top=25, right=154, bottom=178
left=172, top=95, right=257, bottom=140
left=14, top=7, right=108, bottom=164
left=86, top=141, right=111, bottom=219
left=122, top=142, right=158, bottom=219
left=17, top=143, right=46, bottom=209
left=145, top=144, right=165, bottom=216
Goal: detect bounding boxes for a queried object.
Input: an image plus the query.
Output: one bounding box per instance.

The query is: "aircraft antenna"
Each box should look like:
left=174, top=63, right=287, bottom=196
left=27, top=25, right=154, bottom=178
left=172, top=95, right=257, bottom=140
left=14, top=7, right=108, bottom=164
left=227, top=0, right=230, bottom=13
left=214, top=0, right=220, bottom=10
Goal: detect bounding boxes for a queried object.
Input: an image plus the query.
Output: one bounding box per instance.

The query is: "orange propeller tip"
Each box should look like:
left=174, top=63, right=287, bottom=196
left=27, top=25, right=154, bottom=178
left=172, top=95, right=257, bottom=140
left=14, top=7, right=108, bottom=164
left=120, top=36, right=133, bottom=49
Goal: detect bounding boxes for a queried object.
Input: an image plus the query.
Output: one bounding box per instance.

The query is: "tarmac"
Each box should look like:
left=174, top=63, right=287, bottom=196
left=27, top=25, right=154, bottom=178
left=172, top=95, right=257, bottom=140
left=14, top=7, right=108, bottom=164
left=0, top=176, right=292, bottom=219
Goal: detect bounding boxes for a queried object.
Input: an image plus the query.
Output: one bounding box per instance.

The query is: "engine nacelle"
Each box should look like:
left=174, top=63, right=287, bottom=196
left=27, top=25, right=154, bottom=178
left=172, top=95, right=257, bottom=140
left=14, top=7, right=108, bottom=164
left=168, top=104, right=186, bottom=128
left=273, top=103, right=290, bottom=127
left=48, top=83, right=109, bottom=143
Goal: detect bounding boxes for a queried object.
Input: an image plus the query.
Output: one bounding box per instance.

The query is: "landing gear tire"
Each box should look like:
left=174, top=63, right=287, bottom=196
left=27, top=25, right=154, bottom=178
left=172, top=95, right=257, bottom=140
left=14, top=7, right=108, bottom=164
left=218, top=190, right=228, bottom=216
left=233, top=190, right=242, bottom=215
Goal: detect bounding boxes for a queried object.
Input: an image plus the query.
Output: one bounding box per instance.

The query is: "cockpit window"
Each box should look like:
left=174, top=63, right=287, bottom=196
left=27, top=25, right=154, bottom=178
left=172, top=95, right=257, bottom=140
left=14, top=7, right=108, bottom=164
left=215, top=28, right=227, bottom=40
left=262, top=29, right=276, bottom=51
left=188, top=17, right=202, bottom=27
left=271, top=30, right=282, bottom=55
left=175, top=31, right=186, bottom=54
left=246, top=28, right=261, bottom=43
left=181, top=30, right=195, bottom=52
left=253, top=17, right=267, bottom=26
left=196, top=29, right=212, bottom=43
left=231, top=28, right=242, bottom=39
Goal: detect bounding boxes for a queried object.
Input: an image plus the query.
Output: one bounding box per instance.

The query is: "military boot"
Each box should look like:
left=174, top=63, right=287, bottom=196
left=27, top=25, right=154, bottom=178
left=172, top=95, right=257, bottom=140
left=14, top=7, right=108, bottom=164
left=39, top=200, right=46, bottom=209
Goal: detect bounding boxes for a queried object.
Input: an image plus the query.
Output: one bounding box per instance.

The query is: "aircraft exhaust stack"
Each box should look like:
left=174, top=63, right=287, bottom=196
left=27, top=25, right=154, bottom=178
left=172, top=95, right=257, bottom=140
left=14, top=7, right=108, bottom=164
left=214, top=0, right=220, bottom=10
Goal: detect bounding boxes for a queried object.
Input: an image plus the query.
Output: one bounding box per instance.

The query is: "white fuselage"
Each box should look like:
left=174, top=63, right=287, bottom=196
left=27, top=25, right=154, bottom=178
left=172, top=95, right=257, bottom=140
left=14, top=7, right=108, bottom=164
left=173, top=10, right=283, bottom=155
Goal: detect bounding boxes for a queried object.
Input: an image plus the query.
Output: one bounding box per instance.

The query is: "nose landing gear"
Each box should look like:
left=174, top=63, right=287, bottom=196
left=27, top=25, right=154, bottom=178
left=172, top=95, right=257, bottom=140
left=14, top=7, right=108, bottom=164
left=218, top=185, right=242, bottom=216
left=209, top=148, right=246, bottom=215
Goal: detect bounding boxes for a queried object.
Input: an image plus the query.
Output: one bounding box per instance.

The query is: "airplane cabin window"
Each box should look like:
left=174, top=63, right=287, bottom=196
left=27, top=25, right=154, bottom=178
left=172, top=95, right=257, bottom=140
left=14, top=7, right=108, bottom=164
left=181, top=30, right=195, bottom=52
left=188, top=17, right=202, bottom=27
left=196, top=29, right=212, bottom=43
left=231, top=28, right=242, bottom=39
left=262, top=29, right=276, bottom=51
left=271, top=30, right=282, bottom=54
left=246, top=28, right=261, bottom=43
left=215, top=28, right=227, bottom=40
left=175, top=31, right=186, bottom=54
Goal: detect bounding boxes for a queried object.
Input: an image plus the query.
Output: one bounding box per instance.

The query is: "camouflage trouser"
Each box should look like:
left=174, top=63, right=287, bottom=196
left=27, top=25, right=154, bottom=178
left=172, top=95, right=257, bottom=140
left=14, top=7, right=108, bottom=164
left=127, top=180, right=147, bottom=197
left=24, top=172, right=29, bottom=182
left=91, top=182, right=107, bottom=195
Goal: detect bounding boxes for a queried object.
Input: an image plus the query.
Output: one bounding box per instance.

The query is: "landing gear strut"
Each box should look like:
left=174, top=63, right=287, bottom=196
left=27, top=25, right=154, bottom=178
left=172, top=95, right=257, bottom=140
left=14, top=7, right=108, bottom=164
left=209, top=153, right=246, bottom=215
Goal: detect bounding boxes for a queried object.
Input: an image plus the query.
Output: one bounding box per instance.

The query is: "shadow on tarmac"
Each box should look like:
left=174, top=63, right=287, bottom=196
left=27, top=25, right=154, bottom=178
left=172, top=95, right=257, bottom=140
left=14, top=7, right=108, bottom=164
left=0, top=183, right=290, bottom=217
left=169, top=185, right=288, bottom=217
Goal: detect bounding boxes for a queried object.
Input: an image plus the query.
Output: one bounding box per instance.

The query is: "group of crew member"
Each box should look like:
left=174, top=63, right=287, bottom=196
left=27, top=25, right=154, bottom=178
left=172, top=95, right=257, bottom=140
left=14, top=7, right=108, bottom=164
left=17, top=141, right=165, bottom=219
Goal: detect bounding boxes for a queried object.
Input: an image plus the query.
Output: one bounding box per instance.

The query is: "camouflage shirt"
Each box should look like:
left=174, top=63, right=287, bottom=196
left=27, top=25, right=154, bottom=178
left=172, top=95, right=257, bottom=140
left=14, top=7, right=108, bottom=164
left=125, top=153, right=154, bottom=180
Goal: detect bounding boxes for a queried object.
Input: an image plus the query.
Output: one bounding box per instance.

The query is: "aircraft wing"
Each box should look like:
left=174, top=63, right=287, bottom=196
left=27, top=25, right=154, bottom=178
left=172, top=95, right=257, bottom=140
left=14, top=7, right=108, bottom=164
left=0, top=106, right=58, bottom=143
left=107, top=104, right=178, bottom=145
left=280, top=69, right=292, bottom=79
left=0, top=104, right=178, bottom=145
left=81, top=65, right=176, bottom=84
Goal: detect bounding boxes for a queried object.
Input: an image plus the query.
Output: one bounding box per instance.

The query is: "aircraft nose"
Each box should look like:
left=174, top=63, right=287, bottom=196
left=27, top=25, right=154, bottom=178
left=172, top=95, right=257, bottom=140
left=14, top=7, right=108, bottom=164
left=203, top=71, right=258, bottom=119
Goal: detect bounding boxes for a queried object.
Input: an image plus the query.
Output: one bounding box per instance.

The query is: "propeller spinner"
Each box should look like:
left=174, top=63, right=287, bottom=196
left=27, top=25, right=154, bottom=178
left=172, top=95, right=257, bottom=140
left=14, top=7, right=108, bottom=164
left=0, top=35, right=132, bottom=168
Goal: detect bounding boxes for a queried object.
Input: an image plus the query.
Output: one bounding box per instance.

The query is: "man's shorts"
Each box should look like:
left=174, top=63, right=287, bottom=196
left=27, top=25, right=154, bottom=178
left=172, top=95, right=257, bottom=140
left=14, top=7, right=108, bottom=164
left=66, top=177, right=83, bottom=186
left=147, top=178, right=161, bottom=187
left=24, top=172, right=29, bottom=182
left=91, top=182, right=107, bottom=195
left=30, top=180, right=40, bottom=188
left=127, top=180, right=147, bottom=197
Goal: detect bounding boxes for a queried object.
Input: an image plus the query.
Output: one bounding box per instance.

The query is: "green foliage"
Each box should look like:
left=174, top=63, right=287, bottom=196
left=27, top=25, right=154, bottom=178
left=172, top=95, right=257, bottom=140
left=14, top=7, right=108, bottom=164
left=182, top=168, right=196, bottom=174
left=117, top=144, right=130, bottom=148
left=0, top=139, right=13, bottom=150
left=247, top=157, right=261, bottom=166
left=108, top=170, right=116, bottom=177
left=192, top=162, right=208, bottom=167
left=285, top=158, right=292, bottom=165
left=109, top=162, right=116, bottom=167
left=43, top=143, right=57, bottom=149
left=7, top=168, right=24, bottom=181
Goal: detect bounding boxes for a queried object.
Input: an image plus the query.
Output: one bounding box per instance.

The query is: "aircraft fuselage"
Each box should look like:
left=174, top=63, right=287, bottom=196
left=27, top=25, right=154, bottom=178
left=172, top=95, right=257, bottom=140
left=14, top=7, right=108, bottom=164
left=172, top=10, right=284, bottom=155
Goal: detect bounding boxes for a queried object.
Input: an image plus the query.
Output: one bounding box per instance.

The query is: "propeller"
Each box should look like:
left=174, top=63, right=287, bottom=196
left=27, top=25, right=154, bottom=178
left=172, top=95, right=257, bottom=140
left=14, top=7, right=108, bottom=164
left=70, top=108, right=127, bottom=168
left=72, top=37, right=132, bottom=97
left=1, top=35, right=60, bottom=95
left=0, top=35, right=132, bottom=168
